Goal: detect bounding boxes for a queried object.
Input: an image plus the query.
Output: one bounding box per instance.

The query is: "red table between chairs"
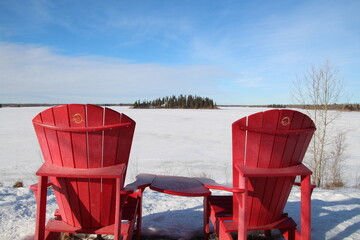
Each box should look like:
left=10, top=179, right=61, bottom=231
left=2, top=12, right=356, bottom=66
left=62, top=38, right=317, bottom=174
left=124, top=173, right=241, bottom=239
left=125, top=173, right=214, bottom=197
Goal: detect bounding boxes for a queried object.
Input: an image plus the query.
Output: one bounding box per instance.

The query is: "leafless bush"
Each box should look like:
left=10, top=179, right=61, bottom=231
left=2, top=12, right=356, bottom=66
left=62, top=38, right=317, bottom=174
left=12, top=180, right=24, bottom=188
left=354, top=172, right=360, bottom=189
left=324, top=131, right=347, bottom=189
left=291, top=60, right=347, bottom=188
left=193, top=171, right=213, bottom=179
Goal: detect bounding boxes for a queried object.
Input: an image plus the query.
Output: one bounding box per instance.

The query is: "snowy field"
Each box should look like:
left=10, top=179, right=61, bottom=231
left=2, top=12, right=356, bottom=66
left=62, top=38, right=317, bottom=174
left=0, top=106, right=359, bottom=239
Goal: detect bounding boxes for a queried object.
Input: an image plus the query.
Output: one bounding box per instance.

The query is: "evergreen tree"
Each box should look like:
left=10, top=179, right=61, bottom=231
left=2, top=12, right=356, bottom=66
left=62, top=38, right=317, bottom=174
left=133, top=95, right=217, bottom=109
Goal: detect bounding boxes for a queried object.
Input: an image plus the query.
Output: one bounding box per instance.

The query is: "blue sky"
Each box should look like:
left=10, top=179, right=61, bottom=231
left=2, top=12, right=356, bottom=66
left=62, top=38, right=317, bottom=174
left=0, top=0, right=359, bottom=105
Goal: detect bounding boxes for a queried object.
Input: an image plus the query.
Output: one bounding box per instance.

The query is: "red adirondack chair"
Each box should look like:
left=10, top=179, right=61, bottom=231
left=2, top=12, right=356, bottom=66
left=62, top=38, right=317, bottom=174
left=203, top=109, right=316, bottom=240
left=30, top=104, right=142, bottom=240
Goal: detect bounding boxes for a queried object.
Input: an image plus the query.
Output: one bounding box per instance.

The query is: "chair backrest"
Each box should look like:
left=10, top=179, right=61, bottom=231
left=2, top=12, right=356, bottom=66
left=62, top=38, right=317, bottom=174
left=33, top=104, right=135, bottom=228
left=232, top=109, right=315, bottom=226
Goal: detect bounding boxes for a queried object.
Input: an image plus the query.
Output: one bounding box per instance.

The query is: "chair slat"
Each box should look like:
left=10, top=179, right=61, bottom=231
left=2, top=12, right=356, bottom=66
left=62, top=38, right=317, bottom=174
left=53, top=105, right=83, bottom=227
left=101, top=107, right=121, bottom=226
left=85, top=105, right=104, bottom=228
left=67, top=105, right=92, bottom=227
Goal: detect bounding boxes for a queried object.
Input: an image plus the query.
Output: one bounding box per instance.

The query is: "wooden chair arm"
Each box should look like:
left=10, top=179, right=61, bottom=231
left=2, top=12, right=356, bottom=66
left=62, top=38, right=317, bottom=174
left=122, top=173, right=156, bottom=193
left=29, top=180, right=52, bottom=192
left=195, top=177, right=245, bottom=193
left=294, top=181, right=317, bottom=190
left=36, top=162, right=126, bottom=178
left=235, top=163, right=312, bottom=177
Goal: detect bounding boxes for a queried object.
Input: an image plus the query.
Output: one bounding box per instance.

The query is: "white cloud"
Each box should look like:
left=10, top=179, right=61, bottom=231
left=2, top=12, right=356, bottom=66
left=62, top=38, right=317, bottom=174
left=0, top=42, right=234, bottom=103
left=233, top=77, right=264, bottom=88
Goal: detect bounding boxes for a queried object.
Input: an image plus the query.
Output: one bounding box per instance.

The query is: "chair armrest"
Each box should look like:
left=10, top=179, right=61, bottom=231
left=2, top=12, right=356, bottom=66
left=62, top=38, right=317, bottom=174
left=294, top=181, right=316, bottom=189
left=195, top=177, right=244, bottom=193
left=29, top=180, right=52, bottom=192
left=122, top=173, right=156, bottom=193
left=235, top=163, right=312, bottom=177
left=36, top=162, right=126, bottom=178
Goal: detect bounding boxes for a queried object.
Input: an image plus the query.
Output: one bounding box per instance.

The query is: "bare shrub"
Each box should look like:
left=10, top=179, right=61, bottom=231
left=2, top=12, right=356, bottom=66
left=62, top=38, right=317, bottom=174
left=324, top=131, right=347, bottom=189
left=291, top=60, right=347, bottom=188
left=12, top=180, right=24, bottom=188
left=193, top=171, right=213, bottom=179
left=354, top=172, right=360, bottom=189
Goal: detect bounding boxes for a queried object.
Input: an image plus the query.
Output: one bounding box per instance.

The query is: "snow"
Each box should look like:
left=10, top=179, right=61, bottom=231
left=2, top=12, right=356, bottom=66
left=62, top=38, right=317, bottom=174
left=1, top=106, right=360, bottom=239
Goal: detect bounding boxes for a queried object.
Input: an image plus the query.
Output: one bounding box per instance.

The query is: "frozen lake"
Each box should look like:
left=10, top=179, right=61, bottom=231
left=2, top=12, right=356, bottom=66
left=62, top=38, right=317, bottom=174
left=0, top=106, right=359, bottom=239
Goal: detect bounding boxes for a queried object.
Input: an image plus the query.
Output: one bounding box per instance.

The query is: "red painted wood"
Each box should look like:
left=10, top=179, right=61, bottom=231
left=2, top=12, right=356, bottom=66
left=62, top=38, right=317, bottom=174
left=273, top=111, right=315, bottom=226
left=150, top=175, right=212, bottom=197
left=123, top=173, right=156, bottom=192
left=114, top=178, right=122, bottom=240
left=207, top=109, right=315, bottom=240
left=237, top=176, right=248, bottom=239
left=53, top=105, right=81, bottom=227
left=235, top=109, right=315, bottom=227
left=32, top=104, right=137, bottom=239
left=44, top=231, right=61, bottom=240
left=221, top=215, right=297, bottom=232
left=203, top=196, right=211, bottom=239
left=102, top=107, right=121, bottom=226
left=36, top=162, right=126, bottom=178
left=238, top=126, right=315, bottom=135
left=45, top=220, right=131, bottom=235
left=261, top=111, right=296, bottom=225
left=35, top=176, right=48, bottom=240
left=196, top=178, right=244, bottom=193
left=38, top=106, right=73, bottom=226
left=235, top=164, right=312, bottom=177
left=116, top=113, right=136, bottom=177
left=67, top=104, right=91, bottom=227
left=86, top=105, right=104, bottom=228
left=301, top=175, right=311, bottom=240
left=33, top=121, right=131, bottom=132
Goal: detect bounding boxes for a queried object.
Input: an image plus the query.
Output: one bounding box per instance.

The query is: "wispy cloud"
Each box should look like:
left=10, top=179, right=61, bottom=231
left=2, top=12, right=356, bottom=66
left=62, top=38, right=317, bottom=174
left=0, top=42, right=235, bottom=103
left=233, top=77, right=264, bottom=88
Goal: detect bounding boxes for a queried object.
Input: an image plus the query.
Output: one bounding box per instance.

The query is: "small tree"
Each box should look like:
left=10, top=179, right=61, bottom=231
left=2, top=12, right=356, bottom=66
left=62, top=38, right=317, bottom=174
left=325, top=131, right=347, bottom=188
left=291, top=60, right=346, bottom=187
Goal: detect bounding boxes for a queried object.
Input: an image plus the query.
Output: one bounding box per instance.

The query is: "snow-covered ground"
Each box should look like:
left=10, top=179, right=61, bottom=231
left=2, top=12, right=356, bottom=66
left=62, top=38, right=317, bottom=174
left=1, top=106, right=359, bottom=239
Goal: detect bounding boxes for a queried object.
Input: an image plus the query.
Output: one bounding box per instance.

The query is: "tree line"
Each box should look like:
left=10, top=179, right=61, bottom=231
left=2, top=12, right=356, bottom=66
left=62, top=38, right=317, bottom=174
left=133, top=95, right=217, bottom=109
left=265, top=103, right=360, bottom=111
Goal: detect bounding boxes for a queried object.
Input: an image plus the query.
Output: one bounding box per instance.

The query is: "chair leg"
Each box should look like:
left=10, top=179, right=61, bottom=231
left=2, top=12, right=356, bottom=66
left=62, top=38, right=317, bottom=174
left=114, top=178, right=122, bottom=240
left=203, top=196, right=210, bottom=240
left=280, top=227, right=295, bottom=240
left=301, top=175, right=311, bottom=240
left=44, top=231, right=61, bottom=240
left=135, top=190, right=143, bottom=240
left=218, top=221, right=233, bottom=240
left=237, top=177, right=248, bottom=240
left=35, top=176, right=48, bottom=240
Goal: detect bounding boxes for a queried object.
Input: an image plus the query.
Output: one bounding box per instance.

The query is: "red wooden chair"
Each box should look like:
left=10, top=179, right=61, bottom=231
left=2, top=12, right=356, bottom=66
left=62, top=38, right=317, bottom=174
left=203, top=109, right=316, bottom=240
left=30, top=104, right=142, bottom=240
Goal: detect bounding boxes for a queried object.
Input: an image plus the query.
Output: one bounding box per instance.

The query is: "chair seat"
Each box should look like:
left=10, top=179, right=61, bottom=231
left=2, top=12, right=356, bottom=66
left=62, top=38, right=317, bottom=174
left=208, top=195, right=297, bottom=231
left=46, top=193, right=140, bottom=235
left=208, top=195, right=233, bottom=218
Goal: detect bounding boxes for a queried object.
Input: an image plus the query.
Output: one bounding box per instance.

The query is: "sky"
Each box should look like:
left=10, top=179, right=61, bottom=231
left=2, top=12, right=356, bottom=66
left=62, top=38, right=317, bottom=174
left=0, top=0, right=359, bottom=105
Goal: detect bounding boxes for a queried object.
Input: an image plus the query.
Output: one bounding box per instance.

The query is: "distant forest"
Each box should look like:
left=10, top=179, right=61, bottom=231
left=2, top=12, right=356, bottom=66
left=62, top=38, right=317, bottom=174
left=266, top=103, right=360, bottom=111
left=1, top=102, right=359, bottom=111
left=133, top=95, right=217, bottom=109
